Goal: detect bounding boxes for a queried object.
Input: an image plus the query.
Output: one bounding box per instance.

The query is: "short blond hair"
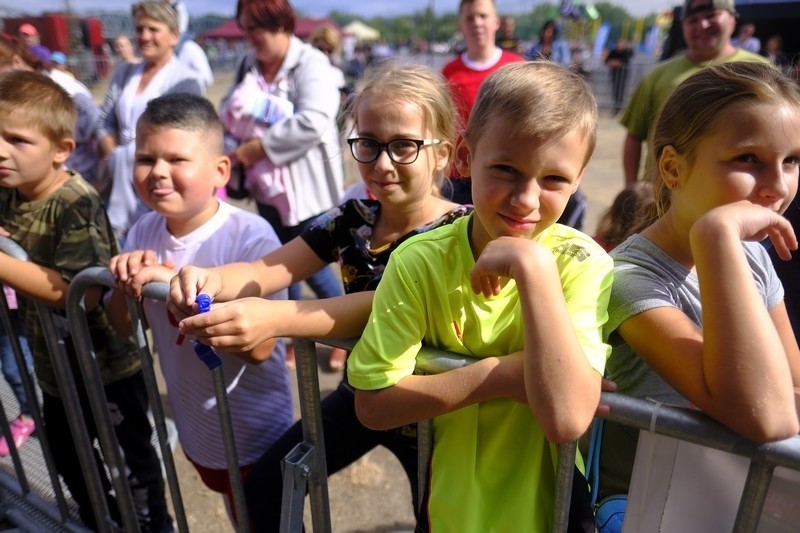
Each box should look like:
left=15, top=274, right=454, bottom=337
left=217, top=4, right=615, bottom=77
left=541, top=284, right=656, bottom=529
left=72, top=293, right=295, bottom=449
left=0, top=71, right=75, bottom=144
left=310, top=26, right=341, bottom=54
left=466, top=61, right=597, bottom=168
left=132, top=1, right=179, bottom=35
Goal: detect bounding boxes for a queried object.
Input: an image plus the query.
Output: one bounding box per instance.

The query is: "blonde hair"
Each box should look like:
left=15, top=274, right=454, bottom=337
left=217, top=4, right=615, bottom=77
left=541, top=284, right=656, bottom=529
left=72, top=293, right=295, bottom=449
left=310, top=26, right=341, bottom=53
left=466, top=61, right=598, bottom=168
left=132, top=1, right=179, bottom=35
left=0, top=71, right=75, bottom=144
left=649, top=62, right=800, bottom=217
left=348, top=61, right=458, bottom=194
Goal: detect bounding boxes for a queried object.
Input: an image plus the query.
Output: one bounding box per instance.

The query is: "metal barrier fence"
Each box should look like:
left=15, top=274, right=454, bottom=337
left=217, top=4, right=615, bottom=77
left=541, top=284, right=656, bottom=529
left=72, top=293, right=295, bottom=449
left=0, top=246, right=797, bottom=531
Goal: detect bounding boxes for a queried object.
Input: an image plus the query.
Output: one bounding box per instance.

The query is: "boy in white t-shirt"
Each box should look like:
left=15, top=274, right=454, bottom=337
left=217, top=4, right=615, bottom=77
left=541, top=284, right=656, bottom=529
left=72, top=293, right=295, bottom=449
left=106, top=93, right=292, bottom=524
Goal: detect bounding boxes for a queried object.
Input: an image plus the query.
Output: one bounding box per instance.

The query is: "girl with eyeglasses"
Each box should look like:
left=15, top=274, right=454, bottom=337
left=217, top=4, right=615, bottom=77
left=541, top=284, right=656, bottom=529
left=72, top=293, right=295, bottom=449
left=167, top=61, right=469, bottom=529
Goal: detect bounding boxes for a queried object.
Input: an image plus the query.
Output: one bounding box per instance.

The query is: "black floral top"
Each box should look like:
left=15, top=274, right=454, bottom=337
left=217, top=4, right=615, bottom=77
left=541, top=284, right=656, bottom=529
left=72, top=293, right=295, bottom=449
left=302, top=199, right=471, bottom=294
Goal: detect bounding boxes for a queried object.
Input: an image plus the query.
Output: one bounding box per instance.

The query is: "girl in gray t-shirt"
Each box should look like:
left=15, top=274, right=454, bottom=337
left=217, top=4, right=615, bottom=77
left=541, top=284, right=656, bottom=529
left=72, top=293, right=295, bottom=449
left=600, top=62, right=800, bottom=496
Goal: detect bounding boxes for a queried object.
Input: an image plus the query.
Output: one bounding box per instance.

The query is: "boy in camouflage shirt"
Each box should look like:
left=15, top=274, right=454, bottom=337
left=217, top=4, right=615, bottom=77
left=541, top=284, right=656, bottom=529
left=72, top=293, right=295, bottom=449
left=0, top=71, right=171, bottom=532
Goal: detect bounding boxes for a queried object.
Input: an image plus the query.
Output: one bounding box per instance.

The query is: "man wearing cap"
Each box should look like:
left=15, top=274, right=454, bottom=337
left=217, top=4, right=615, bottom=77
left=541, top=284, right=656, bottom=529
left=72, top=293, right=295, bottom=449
left=17, top=23, right=39, bottom=47
left=620, top=0, right=770, bottom=185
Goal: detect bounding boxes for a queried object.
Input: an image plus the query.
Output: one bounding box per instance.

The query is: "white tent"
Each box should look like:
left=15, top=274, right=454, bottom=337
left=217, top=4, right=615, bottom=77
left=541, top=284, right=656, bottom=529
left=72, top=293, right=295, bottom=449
left=342, top=20, right=380, bottom=41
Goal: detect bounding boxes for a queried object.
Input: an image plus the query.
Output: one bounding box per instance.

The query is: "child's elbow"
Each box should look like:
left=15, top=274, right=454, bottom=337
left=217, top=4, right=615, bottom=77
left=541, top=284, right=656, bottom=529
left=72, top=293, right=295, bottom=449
left=354, top=390, right=391, bottom=430
left=541, top=418, right=592, bottom=444
left=741, top=417, right=799, bottom=444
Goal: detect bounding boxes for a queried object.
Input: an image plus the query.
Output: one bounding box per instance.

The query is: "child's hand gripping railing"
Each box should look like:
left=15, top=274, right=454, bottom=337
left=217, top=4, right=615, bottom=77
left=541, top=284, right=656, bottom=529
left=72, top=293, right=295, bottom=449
left=65, top=270, right=189, bottom=532
left=0, top=236, right=109, bottom=531
left=190, top=292, right=250, bottom=533
left=595, top=393, right=800, bottom=533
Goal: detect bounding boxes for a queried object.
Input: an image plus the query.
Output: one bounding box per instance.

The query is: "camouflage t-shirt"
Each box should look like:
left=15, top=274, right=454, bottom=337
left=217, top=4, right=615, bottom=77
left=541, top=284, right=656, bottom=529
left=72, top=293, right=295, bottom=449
left=0, top=172, right=140, bottom=397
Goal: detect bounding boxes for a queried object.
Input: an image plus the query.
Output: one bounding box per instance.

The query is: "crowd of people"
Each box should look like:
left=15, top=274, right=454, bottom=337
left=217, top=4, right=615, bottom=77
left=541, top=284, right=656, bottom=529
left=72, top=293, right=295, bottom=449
left=0, top=0, right=799, bottom=532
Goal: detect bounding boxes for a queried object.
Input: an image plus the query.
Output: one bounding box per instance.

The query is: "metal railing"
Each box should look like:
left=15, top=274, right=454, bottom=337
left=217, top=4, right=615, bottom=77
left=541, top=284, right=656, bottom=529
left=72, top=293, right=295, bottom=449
left=0, top=251, right=798, bottom=532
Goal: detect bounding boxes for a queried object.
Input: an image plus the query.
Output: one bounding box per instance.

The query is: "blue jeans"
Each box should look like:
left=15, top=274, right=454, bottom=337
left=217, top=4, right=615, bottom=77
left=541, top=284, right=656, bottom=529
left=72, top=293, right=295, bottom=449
left=255, top=202, right=344, bottom=301
left=0, top=311, right=34, bottom=416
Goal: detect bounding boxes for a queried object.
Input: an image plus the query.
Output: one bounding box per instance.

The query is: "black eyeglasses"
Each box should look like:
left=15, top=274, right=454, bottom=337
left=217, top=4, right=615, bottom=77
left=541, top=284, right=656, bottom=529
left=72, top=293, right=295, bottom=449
left=347, top=138, right=441, bottom=165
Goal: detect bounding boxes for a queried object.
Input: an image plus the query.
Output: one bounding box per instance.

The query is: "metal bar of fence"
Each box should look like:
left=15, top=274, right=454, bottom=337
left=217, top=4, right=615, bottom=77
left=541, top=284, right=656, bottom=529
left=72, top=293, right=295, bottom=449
left=315, top=340, right=800, bottom=532
left=293, top=338, right=332, bottom=533
left=141, top=281, right=249, bottom=532
left=127, top=280, right=189, bottom=533
left=0, top=288, right=30, bottom=493
left=65, top=268, right=140, bottom=532
left=0, top=236, right=112, bottom=531
left=597, top=392, right=800, bottom=533
left=413, top=347, right=577, bottom=533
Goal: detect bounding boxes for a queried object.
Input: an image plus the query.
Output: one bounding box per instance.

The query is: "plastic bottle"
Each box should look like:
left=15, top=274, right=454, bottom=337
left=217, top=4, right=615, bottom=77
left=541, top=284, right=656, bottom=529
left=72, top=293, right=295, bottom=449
left=193, top=294, right=222, bottom=370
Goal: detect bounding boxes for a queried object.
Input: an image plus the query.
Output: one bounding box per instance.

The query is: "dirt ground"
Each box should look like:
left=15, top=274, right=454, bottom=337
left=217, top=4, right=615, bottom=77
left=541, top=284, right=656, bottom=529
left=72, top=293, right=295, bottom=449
left=90, top=65, right=628, bottom=533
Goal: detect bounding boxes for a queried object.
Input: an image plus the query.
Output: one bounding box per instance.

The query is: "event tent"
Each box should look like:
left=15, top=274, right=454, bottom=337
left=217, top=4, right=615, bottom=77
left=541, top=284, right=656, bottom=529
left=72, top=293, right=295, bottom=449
left=342, top=20, right=380, bottom=41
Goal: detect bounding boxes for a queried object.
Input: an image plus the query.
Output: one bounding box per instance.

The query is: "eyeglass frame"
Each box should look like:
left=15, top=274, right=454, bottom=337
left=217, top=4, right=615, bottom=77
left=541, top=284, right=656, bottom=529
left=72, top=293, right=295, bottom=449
left=346, top=137, right=442, bottom=165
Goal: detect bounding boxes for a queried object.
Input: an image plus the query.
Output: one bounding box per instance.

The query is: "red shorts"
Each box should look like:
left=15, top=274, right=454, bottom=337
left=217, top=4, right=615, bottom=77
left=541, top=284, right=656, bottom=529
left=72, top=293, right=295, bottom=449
left=185, top=453, right=252, bottom=525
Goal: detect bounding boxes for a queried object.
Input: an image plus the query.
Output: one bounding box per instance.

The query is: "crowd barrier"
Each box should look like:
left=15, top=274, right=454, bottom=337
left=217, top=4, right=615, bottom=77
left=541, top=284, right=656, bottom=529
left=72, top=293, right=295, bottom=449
left=0, top=241, right=798, bottom=531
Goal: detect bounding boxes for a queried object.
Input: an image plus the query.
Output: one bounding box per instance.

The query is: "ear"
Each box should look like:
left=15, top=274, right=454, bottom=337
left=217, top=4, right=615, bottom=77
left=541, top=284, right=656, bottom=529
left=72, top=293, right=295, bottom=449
left=658, top=145, right=684, bottom=191
left=433, top=140, right=452, bottom=175
left=214, top=154, right=231, bottom=191
left=454, top=133, right=472, bottom=178
left=169, top=31, right=180, bottom=48
left=53, top=137, right=75, bottom=166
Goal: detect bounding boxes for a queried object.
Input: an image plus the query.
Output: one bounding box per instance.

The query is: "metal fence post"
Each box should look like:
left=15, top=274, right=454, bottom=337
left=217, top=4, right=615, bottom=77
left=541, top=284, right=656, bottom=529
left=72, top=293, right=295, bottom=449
left=1, top=236, right=114, bottom=531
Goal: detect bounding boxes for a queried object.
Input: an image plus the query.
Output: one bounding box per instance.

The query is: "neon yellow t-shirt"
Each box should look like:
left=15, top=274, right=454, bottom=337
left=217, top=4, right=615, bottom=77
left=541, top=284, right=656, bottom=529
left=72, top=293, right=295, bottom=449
left=348, top=215, right=613, bottom=532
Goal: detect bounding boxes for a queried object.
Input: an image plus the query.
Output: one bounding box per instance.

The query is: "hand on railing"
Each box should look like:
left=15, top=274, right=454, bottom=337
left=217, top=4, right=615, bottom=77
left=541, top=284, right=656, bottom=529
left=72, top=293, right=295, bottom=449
left=167, top=265, right=225, bottom=321
left=176, top=296, right=285, bottom=354
left=109, top=250, right=175, bottom=299
left=597, top=378, right=618, bottom=417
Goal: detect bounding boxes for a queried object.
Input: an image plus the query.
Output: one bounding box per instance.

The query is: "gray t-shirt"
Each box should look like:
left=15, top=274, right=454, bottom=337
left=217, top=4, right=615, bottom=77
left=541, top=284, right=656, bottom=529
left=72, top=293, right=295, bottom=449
left=598, top=234, right=784, bottom=496
left=604, top=233, right=784, bottom=406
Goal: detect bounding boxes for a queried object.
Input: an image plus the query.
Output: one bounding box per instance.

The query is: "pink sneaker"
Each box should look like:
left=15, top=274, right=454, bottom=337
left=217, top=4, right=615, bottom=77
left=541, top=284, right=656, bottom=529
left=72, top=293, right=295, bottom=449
left=0, top=416, right=36, bottom=455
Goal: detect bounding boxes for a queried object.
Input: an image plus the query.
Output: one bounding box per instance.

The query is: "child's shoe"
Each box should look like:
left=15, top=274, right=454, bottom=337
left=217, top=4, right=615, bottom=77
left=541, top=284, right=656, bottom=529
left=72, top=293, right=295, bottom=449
left=0, top=415, right=36, bottom=455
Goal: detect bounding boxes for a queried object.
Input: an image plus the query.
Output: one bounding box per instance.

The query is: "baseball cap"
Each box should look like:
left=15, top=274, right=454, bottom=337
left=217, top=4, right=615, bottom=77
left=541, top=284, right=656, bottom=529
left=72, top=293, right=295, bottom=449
left=29, top=45, right=51, bottom=63
left=18, top=23, right=38, bottom=36
left=682, top=0, right=737, bottom=19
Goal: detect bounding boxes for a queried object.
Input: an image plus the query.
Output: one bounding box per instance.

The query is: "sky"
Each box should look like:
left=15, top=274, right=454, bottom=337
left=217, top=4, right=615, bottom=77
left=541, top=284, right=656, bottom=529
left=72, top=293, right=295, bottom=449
left=5, top=1, right=680, bottom=19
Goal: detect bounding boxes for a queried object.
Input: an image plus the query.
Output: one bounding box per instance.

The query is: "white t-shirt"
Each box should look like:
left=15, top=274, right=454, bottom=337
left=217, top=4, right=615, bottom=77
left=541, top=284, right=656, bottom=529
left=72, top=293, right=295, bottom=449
left=124, top=201, right=293, bottom=468
left=177, top=40, right=214, bottom=87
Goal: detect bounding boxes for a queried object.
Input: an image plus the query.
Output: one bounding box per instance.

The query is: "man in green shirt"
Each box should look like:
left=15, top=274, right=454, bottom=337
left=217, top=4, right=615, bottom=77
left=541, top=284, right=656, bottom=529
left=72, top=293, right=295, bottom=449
left=621, top=0, right=770, bottom=185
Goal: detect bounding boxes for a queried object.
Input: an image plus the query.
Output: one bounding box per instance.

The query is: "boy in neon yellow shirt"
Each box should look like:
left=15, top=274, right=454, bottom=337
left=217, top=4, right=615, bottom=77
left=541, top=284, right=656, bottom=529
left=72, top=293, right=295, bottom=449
left=348, top=62, right=613, bottom=532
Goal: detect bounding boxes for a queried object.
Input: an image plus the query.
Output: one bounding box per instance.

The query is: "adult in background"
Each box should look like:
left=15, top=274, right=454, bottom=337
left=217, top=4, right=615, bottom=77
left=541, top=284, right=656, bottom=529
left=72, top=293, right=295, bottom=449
left=16, top=23, right=39, bottom=47
left=731, top=20, right=760, bottom=53
left=525, top=19, right=570, bottom=65
left=605, top=39, right=632, bottom=115
left=763, top=34, right=792, bottom=75
left=225, top=0, right=345, bottom=365
left=113, top=34, right=141, bottom=64
left=495, top=15, right=522, bottom=54
left=97, top=1, right=203, bottom=240
left=442, top=0, right=523, bottom=204
left=176, top=37, right=214, bottom=87
left=309, top=25, right=347, bottom=97
left=620, top=0, right=769, bottom=186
